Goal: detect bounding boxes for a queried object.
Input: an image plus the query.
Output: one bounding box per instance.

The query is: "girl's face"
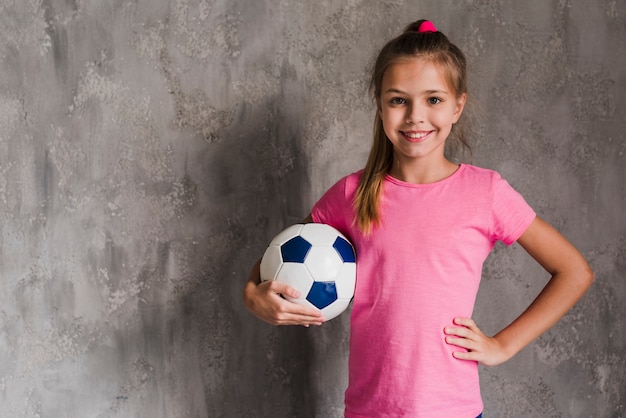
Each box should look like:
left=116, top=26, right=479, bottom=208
left=379, top=58, right=466, bottom=170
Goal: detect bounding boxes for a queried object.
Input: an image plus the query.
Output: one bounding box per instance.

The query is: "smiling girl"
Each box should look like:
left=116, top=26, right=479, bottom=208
left=243, top=19, right=593, bottom=417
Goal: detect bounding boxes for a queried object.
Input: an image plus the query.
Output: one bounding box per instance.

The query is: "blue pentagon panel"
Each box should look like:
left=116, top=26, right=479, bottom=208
left=281, top=236, right=312, bottom=263
left=307, top=281, right=338, bottom=309
left=333, top=236, right=356, bottom=263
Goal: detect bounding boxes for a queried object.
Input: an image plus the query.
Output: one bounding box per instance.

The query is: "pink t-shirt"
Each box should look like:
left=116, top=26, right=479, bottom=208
left=311, top=164, right=536, bottom=418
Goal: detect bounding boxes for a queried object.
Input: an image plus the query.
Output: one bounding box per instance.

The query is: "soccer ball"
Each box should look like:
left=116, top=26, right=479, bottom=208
left=260, top=223, right=356, bottom=321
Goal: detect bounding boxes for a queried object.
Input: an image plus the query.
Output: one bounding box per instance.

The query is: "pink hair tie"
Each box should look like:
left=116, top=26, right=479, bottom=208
left=418, top=21, right=437, bottom=33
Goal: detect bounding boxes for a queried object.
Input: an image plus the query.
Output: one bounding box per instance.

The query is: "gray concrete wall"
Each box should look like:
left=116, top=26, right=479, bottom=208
left=0, top=0, right=623, bottom=417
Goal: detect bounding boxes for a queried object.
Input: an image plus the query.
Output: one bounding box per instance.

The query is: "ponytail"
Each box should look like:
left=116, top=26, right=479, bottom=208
left=353, top=20, right=470, bottom=234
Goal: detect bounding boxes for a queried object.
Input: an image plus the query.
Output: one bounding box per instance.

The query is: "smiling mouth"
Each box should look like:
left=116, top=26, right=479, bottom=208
left=402, top=131, right=432, bottom=142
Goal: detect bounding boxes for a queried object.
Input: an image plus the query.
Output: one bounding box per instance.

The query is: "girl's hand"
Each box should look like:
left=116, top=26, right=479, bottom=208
left=243, top=276, right=326, bottom=327
left=243, top=216, right=326, bottom=327
left=444, top=317, right=510, bottom=366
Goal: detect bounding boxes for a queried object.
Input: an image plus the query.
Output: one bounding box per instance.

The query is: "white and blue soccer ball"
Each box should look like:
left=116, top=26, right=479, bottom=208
left=260, top=223, right=356, bottom=321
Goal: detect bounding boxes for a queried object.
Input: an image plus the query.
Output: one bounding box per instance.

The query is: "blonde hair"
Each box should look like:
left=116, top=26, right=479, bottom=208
left=353, top=20, right=470, bottom=234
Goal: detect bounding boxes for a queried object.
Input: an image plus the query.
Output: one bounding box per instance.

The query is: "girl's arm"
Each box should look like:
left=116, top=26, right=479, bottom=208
left=242, top=215, right=326, bottom=326
left=444, top=216, right=594, bottom=366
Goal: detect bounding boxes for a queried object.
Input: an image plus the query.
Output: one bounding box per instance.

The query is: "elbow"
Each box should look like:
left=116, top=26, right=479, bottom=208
left=556, top=257, right=595, bottom=297
left=574, top=260, right=595, bottom=295
left=583, top=262, right=595, bottom=289
left=242, top=285, right=249, bottom=308
left=242, top=280, right=256, bottom=312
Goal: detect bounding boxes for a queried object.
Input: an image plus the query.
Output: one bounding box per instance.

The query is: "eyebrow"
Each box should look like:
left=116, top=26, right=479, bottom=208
left=383, top=88, right=449, bottom=95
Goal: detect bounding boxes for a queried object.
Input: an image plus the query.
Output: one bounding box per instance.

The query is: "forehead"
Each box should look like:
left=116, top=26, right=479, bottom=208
left=382, top=58, right=454, bottom=94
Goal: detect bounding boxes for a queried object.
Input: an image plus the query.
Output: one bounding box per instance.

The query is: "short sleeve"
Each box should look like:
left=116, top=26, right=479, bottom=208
left=311, top=173, right=359, bottom=239
left=491, top=175, right=536, bottom=245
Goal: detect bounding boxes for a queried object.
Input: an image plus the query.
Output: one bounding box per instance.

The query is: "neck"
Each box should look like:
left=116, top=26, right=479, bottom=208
left=389, top=157, right=459, bottom=184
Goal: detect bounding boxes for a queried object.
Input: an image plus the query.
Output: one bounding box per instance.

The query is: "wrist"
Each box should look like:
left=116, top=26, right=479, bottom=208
left=492, top=331, right=521, bottom=363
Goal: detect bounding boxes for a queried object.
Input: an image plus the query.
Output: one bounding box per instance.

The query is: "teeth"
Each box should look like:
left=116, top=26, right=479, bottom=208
left=405, top=132, right=428, bottom=139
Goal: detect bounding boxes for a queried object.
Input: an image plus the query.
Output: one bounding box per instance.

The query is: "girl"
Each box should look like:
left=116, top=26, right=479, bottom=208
left=243, top=19, right=593, bottom=417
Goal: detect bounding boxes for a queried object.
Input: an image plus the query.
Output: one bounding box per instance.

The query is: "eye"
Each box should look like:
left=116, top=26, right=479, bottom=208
left=389, top=97, right=406, bottom=105
left=427, top=97, right=442, bottom=105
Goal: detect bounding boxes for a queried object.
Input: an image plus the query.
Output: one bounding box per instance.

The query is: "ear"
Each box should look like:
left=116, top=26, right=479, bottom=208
left=452, top=93, right=467, bottom=123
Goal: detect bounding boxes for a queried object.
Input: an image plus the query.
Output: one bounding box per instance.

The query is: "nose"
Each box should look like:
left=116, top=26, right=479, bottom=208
left=405, top=103, right=424, bottom=124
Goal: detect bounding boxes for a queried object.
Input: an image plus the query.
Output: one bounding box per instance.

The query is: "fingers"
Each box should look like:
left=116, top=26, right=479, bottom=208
left=252, top=280, right=326, bottom=326
left=450, top=317, right=480, bottom=332
left=444, top=317, right=481, bottom=340
left=443, top=317, right=507, bottom=366
left=271, top=295, right=326, bottom=326
left=243, top=259, right=325, bottom=327
left=265, top=280, right=301, bottom=299
left=444, top=317, right=484, bottom=357
left=272, top=309, right=325, bottom=327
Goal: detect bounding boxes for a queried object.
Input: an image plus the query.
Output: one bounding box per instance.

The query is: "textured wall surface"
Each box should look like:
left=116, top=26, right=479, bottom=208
left=0, top=1, right=624, bottom=417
